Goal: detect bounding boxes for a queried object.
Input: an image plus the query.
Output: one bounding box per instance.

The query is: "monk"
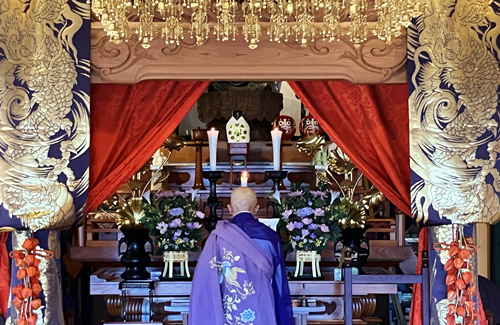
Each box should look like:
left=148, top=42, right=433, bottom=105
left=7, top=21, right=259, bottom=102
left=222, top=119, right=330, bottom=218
left=189, top=187, right=294, bottom=325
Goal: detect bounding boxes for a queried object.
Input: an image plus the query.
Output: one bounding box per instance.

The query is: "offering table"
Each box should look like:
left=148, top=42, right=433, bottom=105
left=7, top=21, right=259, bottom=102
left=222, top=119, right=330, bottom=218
left=90, top=269, right=397, bottom=324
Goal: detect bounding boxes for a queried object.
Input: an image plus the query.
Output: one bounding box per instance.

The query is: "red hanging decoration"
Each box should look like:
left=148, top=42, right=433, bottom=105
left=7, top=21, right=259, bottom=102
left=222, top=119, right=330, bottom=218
left=9, top=237, right=54, bottom=325
left=434, top=226, right=478, bottom=325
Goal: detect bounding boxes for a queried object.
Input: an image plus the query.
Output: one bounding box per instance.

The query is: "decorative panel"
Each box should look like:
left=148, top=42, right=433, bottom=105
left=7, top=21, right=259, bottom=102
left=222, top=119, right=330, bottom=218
left=408, top=0, right=500, bottom=226
left=91, top=23, right=407, bottom=84
left=0, top=0, right=91, bottom=229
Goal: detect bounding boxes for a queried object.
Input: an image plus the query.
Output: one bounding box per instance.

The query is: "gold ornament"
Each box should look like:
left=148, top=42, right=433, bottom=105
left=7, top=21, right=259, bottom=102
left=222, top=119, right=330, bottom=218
left=115, top=197, right=146, bottom=228
left=297, top=135, right=326, bottom=155
left=409, top=0, right=500, bottom=225
left=92, top=0, right=423, bottom=49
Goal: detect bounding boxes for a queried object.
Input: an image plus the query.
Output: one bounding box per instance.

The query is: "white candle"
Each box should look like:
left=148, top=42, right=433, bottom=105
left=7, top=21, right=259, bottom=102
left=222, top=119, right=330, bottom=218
left=271, top=128, right=282, bottom=171
left=207, top=128, right=219, bottom=171
left=241, top=171, right=248, bottom=187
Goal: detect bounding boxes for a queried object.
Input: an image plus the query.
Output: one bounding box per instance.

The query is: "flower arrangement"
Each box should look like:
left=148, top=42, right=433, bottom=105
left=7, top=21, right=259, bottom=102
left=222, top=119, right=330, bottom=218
left=141, top=189, right=205, bottom=254
left=272, top=183, right=341, bottom=253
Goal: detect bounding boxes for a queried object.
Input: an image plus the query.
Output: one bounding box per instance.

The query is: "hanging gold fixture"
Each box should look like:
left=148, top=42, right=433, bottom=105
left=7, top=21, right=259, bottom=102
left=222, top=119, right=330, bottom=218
left=91, top=0, right=422, bottom=49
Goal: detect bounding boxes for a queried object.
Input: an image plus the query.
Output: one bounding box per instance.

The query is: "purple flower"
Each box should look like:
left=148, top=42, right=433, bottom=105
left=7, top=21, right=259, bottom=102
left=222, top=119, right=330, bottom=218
left=295, top=235, right=301, bottom=241
left=196, top=211, right=205, bottom=219
left=310, top=233, right=317, bottom=239
left=308, top=223, right=318, bottom=230
left=169, top=218, right=182, bottom=228
left=297, top=207, right=314, bottom=217
left=186, top=222, right=195, bottom=229
left=192, top=222, right=202, bottom=229
left=169, top=207, right=184, bottom=217
left=286, top=222, right=295, bottom=231
left=288, top=190, right=303, bottom=197
left=302, top=218, right=313, bottom=225
left=310, top=190, right=327, bottom=198
left=301, top=229, right=309, bottom=237
left=156, top=221, right=168, bottom=234
left=320, top=224, right=330, bottom=232
left=282, top=209, right=293, bottom=219
left=294, top=222, right=304, bottom=229
left=183, top=237, right=189, bottom=242
left=173, top=191, right=190, bottom=198
left=173, top=229, right=182, bottom=240
left=313, top=208, right=325, bottom=216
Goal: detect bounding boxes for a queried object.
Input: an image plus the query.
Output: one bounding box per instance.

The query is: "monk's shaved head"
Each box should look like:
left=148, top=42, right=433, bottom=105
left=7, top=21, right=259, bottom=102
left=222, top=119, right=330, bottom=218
left=228, top=187, right=259, bottom=216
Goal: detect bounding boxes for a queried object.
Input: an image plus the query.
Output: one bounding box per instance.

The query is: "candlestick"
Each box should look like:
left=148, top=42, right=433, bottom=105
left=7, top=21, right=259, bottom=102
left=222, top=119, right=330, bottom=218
left=207, top=128, right=219, bottom=171
left=266, top=170, right=288, bottom=218
left=271, top=128, right=282, bottom=171
left=202, top=171, right=224, bottom=233
left=241, top=171, right=248, bottom=187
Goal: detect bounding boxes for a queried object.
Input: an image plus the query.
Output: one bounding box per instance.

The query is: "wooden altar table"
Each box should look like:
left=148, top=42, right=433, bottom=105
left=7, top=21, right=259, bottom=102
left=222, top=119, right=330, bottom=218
left=158, top=300, right=326, bottom=325
left=91, top=271, right=396, bottom=324
left=90, top=274, right=397, bottom=297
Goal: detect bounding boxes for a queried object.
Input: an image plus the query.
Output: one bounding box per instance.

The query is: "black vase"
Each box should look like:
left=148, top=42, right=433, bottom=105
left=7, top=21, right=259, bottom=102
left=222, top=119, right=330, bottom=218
left=335, top=226, right=370, bottom=268
left=118, top=227, right=154, bottom=280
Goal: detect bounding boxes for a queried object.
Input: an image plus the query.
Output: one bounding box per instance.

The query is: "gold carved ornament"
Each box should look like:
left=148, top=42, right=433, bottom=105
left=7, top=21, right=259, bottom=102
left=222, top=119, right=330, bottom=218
left=92, top=0, right=423, bottom=49
left=0, top=0, right=91, bottom=232
left=0, top=0, right=90, bottom=321
left=110, top=133, right=186, bottom=228
left=297, top=134, right=326, bottom=155
left=316, top=146, right=385, bottom=230
left=409, top=0, right=500, bottom=225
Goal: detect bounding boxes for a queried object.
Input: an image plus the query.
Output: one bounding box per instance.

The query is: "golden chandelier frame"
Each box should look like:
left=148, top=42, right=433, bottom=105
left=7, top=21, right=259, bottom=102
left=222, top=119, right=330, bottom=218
left=91, top=0, right=422, bottom=49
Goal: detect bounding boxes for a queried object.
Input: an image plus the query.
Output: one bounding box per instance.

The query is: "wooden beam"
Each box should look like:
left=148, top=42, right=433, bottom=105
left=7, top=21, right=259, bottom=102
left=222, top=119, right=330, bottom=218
left=476, top=223, right=490, bottom=278
left=91, top=22, right=407, bottom=84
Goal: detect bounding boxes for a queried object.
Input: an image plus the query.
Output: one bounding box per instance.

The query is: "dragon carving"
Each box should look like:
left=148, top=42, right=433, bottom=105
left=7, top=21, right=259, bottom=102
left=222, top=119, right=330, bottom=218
left=409, top=0, right=500, bottom=225
left=0, top=0, right=90, bottom=230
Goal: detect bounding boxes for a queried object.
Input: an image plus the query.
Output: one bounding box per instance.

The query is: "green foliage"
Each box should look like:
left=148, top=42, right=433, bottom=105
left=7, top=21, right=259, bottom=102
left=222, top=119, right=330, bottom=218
left=141, top=189, right=205, bottom=254
left=272, top=182, right=342, bottom=253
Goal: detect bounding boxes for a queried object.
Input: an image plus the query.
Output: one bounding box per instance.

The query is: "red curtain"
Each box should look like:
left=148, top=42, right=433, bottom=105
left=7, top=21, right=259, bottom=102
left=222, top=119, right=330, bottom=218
left=288, top=81, right=410, bottom=215
left=409, top=228, right=428, bottom=325
left=0, top=233, right=9, bottom=319
left=87, top=80, right=209, bottom=212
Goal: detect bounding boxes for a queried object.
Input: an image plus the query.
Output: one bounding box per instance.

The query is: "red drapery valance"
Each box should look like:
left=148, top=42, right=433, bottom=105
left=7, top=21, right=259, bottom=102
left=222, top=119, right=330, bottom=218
left=87, top=80, right=210, bottom=212
left=288, top=81, right=410, bottom=215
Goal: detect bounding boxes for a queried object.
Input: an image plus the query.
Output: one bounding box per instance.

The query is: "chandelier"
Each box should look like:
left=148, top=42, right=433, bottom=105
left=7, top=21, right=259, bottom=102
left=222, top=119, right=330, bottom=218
left=91, top=0, right=422, bottom=49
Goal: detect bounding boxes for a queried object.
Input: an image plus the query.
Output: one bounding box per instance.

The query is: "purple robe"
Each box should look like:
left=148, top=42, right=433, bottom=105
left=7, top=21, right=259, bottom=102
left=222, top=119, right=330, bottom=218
left=189, top=220, right=278, bottom=325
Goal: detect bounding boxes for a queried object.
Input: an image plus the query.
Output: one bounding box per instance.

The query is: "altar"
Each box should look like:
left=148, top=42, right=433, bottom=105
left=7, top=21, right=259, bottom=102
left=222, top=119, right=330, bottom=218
left=2, top=0, right=500, bottom=323
left=89, top=269, right=398, bottom=324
